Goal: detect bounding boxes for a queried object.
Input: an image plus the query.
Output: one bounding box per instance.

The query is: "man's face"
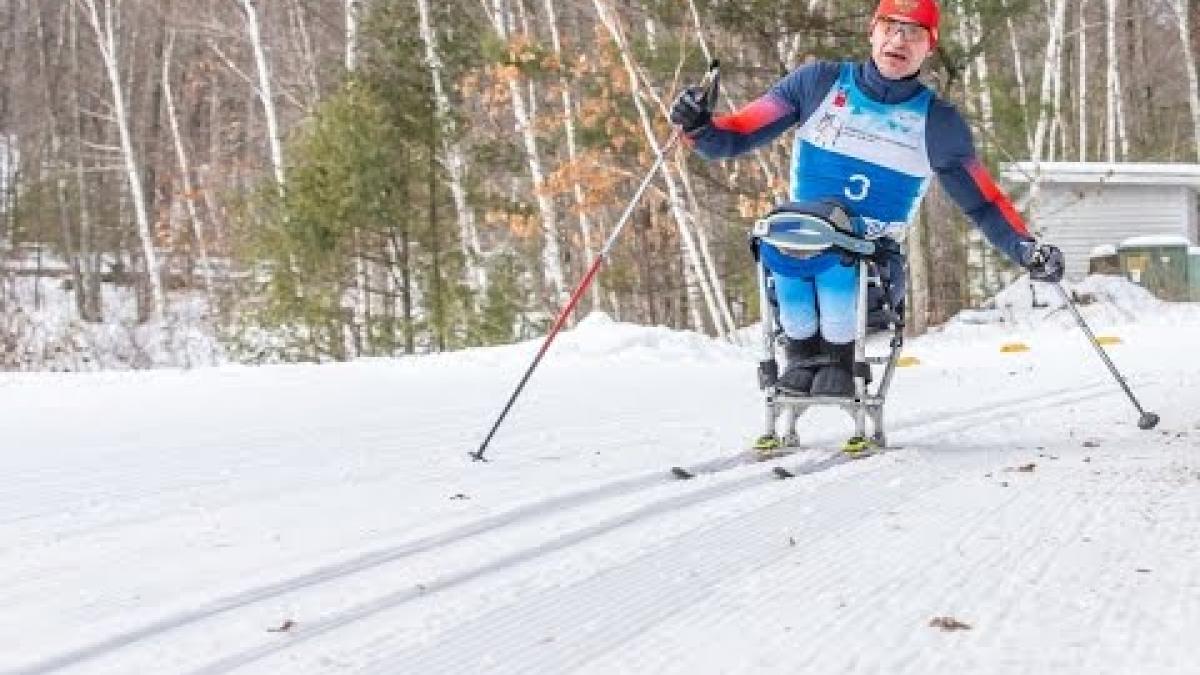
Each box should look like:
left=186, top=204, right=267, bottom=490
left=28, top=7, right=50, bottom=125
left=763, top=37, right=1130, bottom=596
left=870, top=16, right=933, bottom=79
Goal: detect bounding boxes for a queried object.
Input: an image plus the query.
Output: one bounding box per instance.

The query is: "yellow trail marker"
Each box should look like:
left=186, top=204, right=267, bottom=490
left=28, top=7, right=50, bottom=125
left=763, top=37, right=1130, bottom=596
left=897, top=356, right=922, bottom=367
left=1000, top=342, right=1030, bottom=353
left=1096, top=335, right=1122, bottom=346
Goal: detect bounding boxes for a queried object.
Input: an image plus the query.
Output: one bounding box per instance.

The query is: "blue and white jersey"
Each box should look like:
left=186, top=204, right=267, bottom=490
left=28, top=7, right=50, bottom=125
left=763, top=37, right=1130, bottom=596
left=687, top=59, right=1033, bottom=267
left=790, top=63, right=932, bottom=239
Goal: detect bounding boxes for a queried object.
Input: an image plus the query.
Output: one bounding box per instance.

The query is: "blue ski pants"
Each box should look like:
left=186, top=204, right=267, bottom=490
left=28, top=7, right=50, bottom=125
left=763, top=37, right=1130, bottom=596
left=771, top=253, right=859, bottom=344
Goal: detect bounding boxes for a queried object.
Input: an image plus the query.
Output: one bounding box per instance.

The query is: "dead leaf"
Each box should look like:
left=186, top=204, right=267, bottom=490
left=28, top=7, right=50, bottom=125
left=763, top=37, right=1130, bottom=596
left=1083, top=440, right=1101, bottom=448
left=266, top=619, right=295, bottom=633
left=1005, top=463, right=1037, bottom=473
left=929, top=616, right=972, bottom=632
left=450, top=493, right=470, bottom=500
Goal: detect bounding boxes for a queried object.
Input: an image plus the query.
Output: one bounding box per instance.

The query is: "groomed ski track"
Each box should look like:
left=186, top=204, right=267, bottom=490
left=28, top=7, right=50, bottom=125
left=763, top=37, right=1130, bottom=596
left=2, top=310, right=1198, bottom=674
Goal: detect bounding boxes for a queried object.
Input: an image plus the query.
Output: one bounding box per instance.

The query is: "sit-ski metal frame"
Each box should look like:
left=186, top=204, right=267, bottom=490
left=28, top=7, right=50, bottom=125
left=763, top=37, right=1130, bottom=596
left=752, top=211, right=905, bottom=449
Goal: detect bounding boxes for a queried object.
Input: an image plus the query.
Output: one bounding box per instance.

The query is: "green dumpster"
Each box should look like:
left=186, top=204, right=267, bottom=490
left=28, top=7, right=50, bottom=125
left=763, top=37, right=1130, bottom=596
left=1118, top=235, right=1190, bottom=301
left=1088, top=244, right=1121, bottom=275
left=1190, top=247, right=1200, bottom=301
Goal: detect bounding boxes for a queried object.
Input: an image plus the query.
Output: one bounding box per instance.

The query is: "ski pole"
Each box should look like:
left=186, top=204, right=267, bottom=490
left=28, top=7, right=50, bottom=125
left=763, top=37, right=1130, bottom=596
left=470, top=62, right=721, bottom=462
left=1051, top=282, right=1159, bottom=430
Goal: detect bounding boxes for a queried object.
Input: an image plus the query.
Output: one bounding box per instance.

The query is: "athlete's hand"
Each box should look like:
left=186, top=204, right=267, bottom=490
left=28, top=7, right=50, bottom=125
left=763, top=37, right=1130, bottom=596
left=1021, top=241, right=1065, bottom=282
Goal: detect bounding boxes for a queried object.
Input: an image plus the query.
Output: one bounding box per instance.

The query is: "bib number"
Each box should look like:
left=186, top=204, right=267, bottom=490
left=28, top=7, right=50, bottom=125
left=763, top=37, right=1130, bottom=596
left=844, top=174, right=870, bottom=202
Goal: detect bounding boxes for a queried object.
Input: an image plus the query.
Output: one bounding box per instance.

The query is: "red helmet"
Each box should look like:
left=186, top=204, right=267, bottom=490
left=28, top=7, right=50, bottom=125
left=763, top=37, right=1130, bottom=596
left=873, top=0, right=940, bottom=47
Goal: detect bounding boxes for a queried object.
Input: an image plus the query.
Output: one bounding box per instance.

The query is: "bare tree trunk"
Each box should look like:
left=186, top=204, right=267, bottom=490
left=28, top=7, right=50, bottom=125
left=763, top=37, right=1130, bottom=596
left=1000, top=0, right=1033, bottom=155
left=1050, top=12, right=1068, bottom=163
left=592, top=0, right=726, bottom=337
left=75, top=0, right=166, bottom=322
left=676, top=158, right=741, bottom=338
left=1030, top=0, right=1068, bottom=206
left=1078, top=0, right=1089, bottom=161
left=345, top=0, right=361, bottom=73
left=542, top=0, right=598, bottom=309
left=483, top=0, right=566, bottom=307
left=418, top=0, right=487, bottom=302
left=239, top=0, right=286, bottom=191
left=163, top=30, right=215, bottom=305
left=69, top=6, right=102, bottom=321
left=1105, top=0, right=1128, bottom=161
left=1171, top=0, right=1200, bottom=162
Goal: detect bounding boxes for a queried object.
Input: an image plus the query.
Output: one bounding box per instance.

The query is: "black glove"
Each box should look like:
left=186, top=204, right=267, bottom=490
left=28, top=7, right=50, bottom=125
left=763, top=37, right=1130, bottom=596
left=1021, top=241, right=1065, bottom=282
left=670, top=86, right=714, bottom=134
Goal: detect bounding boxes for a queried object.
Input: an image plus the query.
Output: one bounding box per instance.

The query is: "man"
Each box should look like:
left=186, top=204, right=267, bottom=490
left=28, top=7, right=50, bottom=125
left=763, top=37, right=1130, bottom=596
left=670, top=0, right=1064, bottom=397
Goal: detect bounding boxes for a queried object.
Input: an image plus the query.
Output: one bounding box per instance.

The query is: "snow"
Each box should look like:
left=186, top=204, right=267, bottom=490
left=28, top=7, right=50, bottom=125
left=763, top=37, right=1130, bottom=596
left=1118, top=235, right=1191, bottom=249
left=0, top=276, right=223, bottom=371
left=1089, top=244, right=1118, bottom=258
left=2, top=276, right=1199, bottom=674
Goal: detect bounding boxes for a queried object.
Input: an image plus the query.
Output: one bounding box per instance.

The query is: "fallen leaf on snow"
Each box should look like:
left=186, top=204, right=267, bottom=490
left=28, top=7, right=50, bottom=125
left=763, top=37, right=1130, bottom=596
left=929, top=616, right=972, bottom=632
left=267, top=619, right=296, bottom=633
left=1005, top=463, right=1037, bottom=473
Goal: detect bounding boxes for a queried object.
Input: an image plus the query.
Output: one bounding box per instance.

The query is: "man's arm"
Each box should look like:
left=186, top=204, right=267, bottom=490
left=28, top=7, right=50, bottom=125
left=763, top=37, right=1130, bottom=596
left=927, top=100, right=1033, bottom=265
left=687, top=61, right=840, bottom=160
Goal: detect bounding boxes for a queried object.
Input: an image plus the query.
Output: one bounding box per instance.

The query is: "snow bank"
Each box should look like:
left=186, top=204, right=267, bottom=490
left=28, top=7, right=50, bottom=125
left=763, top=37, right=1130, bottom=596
left=552, top=312, right=747, bottom=363
left=1, top=276, right=223, bottom=371
left=944, top=274, right=1200, bottom=336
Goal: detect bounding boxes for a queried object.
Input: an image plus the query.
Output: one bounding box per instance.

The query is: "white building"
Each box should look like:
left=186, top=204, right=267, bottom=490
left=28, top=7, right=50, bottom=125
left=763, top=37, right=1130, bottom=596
left=1000, top=162, right=1200, bottom=281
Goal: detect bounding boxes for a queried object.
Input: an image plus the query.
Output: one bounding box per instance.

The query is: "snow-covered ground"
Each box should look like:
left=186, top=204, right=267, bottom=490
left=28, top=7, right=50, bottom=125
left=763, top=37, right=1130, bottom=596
left=0, top=275, right=222, bottom=371
left=2, top=277, right=1198, bottom=674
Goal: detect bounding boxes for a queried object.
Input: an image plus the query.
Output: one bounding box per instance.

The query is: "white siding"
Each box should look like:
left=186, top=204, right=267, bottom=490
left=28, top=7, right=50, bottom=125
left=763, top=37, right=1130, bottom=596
left=1032, top=184, right=1191, bottom=280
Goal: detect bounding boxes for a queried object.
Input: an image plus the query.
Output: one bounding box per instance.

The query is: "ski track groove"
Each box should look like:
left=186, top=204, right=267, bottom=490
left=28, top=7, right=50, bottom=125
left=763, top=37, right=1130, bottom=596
left=848, top=470, right=1098, bottom=675
left=183, top=470, right=790, bottom=675
left=351, top=460, right=948, bottom=674
left=182, top=377, right=1124, bottom=674
left=10, top=377, right=1138, bottom=674
left=575, top=426, right=1064, bottom=673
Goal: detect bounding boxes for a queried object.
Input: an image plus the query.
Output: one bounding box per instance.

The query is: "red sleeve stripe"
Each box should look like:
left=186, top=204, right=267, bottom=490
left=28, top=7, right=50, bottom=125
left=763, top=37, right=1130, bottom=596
left=711, top=95, right=791, bottom=135
left=966, top=158, right=1030, bottom=238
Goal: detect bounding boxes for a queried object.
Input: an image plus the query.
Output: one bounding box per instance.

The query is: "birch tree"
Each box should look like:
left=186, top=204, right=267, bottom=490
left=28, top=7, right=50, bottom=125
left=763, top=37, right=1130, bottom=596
left=238, top=0, right=285, bottom=191
left=1000, top=0, right=1033, bottom=155
left=1028, top=0, right=1068, bottom=207
left=1078, top=0, right=1088, bottom=161
left=591, top=0, right=727, bottom=338
left=1104, top=0, right=1129, bottom=161
left=346, top=0, right=361, bottom=73
left=1169, top=0, right=1200, bottom=162
left=418, top=0, right=486, bottom=298
left=162, top=30, right=215, bottom=305
left=74, top=0, right=166, bottom=321
left=482, top=0, right=566, bottom=306
left=542, top=0, right=596, bottom=307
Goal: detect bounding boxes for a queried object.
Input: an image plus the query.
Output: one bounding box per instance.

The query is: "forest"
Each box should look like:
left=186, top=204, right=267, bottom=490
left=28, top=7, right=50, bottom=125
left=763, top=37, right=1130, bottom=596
left=0, top=0, right=1196, bottom=367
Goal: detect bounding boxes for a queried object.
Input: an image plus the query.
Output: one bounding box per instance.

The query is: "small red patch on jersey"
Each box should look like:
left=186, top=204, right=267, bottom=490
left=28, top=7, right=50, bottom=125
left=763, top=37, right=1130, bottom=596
left=833, top=90, right=847, bottom=107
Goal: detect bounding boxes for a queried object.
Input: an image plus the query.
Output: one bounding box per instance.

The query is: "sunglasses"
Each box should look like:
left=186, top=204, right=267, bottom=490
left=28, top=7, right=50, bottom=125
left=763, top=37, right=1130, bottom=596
left=876, top=16, right=930, bottom=43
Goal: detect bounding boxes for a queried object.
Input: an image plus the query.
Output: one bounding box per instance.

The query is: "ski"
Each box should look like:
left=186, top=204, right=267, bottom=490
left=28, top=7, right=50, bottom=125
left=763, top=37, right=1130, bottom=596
left=771, top=440, right=894, bottom=479
left=669, top=439, right=799, bottom=480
